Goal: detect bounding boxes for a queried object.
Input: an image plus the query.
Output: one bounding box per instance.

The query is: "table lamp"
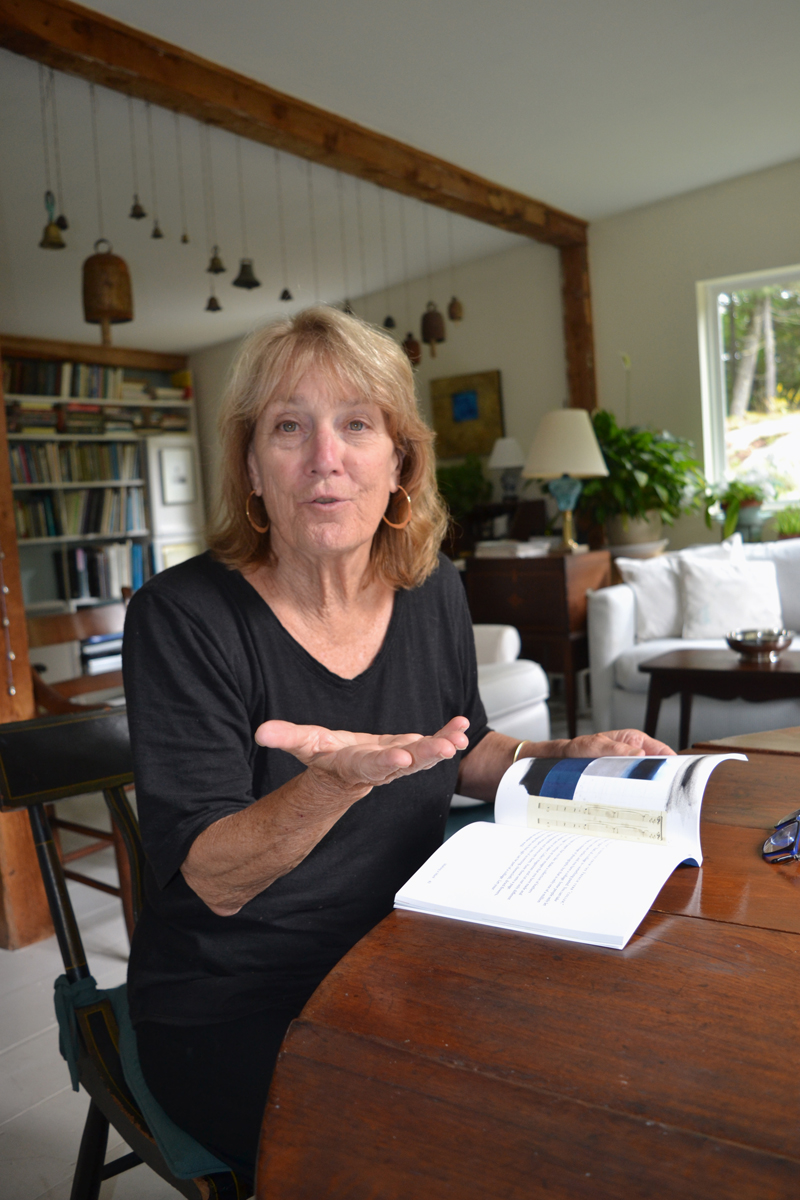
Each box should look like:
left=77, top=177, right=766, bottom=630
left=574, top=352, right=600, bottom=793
left=522, top=409, right=608, bottom=551
left=487, top=436, right=525, bottom=500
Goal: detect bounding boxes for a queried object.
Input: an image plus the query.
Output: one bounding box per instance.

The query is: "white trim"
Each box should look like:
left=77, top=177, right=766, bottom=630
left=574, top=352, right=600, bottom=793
left=696, top=262, right=800, bottom=485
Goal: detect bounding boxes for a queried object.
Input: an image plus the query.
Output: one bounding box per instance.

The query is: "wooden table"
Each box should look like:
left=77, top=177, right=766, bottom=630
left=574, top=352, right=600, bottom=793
left=641, top=648, right=800, bottom=750
left=463, top=550, right=611, bottom=738
left=258, top=754, right=800, bottom=1199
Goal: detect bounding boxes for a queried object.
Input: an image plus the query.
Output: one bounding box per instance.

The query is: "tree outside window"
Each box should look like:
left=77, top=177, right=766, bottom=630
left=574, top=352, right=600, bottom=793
left=698, top=267, right=800, bottom=502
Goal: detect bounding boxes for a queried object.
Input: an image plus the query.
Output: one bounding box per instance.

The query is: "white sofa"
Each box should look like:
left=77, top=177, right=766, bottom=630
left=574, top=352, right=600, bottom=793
left=588, top=538, right=800, bottom=748
left=451, top=624, right=550, bottom=808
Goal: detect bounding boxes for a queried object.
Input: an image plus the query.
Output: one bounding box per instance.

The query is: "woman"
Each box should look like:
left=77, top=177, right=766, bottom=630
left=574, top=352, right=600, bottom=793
left=123, top=306, right=670, bottom=1183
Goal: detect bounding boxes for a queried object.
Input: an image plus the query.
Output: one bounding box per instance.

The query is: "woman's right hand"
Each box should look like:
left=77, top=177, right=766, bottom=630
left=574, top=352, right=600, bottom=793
left=254, top=715, right=470, bottom=800
left=183, top=717, right=470, bottom=916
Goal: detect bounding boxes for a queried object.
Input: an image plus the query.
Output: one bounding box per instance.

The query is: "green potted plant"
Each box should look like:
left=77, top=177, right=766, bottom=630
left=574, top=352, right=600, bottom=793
left=436, top=455, right=493, bottom=557
left=773, top=505, right=800, bottom=539
left=436, top=455, right=492, bottom=522
left=703, top=478, right=771, bottom=540
left=578, top=410, right=704, bottom=545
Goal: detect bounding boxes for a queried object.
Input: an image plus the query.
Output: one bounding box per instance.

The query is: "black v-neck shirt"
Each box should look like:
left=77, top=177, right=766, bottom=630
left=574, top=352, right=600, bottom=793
left=123, top=552, right=488, bottom=1026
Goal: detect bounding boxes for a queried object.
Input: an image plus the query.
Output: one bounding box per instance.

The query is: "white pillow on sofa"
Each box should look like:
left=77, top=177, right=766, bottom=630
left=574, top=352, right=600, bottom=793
left=742, top=538, right=800, bottom=630
left=680, top=558, right=784, bottom=639
left=616, top=535, right=744, bottom=641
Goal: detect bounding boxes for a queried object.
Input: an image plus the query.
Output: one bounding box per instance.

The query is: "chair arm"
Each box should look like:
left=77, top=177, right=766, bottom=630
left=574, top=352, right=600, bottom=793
left=587, top=584, right=636, bottom=731
left=472, top=624, right=521, bottom=665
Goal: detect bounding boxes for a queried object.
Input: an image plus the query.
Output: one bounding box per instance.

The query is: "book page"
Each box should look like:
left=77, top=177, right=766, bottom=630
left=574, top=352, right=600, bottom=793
left=395, top=821, right=687, bottom=949
left=494, top=754, right=746, bottom=863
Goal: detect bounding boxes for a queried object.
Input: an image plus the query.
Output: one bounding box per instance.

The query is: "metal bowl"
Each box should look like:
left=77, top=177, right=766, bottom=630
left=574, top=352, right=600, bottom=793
left=725, top=629, right=795, bottom=664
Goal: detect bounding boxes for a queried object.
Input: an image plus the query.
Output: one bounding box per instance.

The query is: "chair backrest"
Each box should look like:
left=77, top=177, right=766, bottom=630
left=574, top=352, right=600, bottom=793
left=0, top=708, right=139, bottom=979
left=26, top=602, right=128, bottom=712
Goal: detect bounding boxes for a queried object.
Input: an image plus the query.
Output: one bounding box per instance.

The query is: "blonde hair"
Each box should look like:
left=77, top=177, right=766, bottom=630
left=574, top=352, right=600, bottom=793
left=207, top=306, right=447, bottom=589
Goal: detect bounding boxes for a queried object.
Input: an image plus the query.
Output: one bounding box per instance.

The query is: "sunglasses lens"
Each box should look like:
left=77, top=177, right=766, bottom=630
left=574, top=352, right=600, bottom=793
left=766, top=828, right=797, bottom=851
left=775, top=808, right=800, bottom=828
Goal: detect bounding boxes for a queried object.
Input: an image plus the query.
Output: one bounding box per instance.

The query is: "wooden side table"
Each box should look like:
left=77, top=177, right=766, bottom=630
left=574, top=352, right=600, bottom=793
left=640, top=649, right=800, bottom=750
left=463, top=550, right=611, bottom=738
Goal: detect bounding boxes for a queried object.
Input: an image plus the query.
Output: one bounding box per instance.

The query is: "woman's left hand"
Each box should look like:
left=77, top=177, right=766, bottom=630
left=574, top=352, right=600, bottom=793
left=558, top=728, right=675, bottom=758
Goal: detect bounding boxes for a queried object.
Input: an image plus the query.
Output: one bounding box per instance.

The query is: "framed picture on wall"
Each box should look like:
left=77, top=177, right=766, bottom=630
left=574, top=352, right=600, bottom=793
left=429, top=370, right=504, bottom=458
left=159, top=446, right=196, bottom=505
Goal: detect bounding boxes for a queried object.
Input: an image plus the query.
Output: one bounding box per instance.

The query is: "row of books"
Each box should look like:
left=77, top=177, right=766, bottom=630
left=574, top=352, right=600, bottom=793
left=9, top=441, right=142, bottom=485
left=2, top=358, right=193, bottom=401
left=54, top=541, right=146, bottom=601
left=6, top=401, right=190, bottom=436
left=13, top=487, right=146, bottom=539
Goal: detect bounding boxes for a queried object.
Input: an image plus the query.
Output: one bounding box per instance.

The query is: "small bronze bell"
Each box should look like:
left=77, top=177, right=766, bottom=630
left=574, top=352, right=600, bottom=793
left=421, top=301, right=445, bottom=357
left=181, top=232, right=190, bottom=245
left=280, top=287, right=293, bottom=301
left=151, top=220, right=164, bottom=239
left=82, top=238, right=133, bottom=345
left=383, top=314, right=396, bottom=329
left=129, top=195, right=147, bottom=220
left=447, top=296, right=464, bottom=321
left=55, top=213, right=69, bottom=231
left=205, top=293, right=222, bottom=312
left=39, top=190, right=65, bottom=249
left=232, top=258, right=261, bottom=289
left=207, top=246, right=226, bottom=274
left=402, top=332, right=422, bottom=367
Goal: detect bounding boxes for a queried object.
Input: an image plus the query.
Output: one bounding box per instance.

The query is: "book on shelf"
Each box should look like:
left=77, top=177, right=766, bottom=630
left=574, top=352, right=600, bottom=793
left=13, top=492, right=61, bottom=538
left=395, top=752, right=746, bottom=949
left=54, top=540, right=145, bottom=601
left=9, top=441, right=141, bottom=485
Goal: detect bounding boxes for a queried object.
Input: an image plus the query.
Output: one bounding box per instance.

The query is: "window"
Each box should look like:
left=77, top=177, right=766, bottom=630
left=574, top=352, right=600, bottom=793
left=697, top=264, right=800, bottom=500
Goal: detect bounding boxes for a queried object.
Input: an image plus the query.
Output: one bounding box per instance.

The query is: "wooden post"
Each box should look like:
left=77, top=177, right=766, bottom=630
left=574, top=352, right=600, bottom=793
left=560, top=243, right=598, bottom=412
left=0, top=358, right=52, bottom=949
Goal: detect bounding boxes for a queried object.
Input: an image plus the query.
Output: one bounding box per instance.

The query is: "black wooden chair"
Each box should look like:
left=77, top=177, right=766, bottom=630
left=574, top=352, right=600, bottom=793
left=0, top=708, right=250, bottom=1200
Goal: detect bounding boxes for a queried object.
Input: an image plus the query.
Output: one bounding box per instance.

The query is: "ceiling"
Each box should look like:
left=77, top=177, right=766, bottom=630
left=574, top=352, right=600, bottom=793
left=2, top=0, right=800, bottom=353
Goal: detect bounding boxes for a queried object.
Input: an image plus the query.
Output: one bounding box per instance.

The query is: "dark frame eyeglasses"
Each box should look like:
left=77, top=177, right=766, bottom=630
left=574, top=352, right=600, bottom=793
left=762, top=808, right=800, bottom=863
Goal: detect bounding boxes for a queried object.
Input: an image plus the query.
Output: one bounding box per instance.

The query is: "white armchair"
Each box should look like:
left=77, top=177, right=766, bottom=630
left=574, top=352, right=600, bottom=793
left=451, top=624, right=550, bottom=809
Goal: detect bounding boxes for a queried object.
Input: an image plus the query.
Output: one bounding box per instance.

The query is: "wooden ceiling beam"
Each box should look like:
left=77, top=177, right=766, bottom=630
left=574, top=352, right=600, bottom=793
left=0, top=0, right=586, bottom=249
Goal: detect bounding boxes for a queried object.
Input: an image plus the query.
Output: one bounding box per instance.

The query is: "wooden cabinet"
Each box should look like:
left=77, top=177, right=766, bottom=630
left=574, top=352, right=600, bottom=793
left=463, top=550, right=611, bottom=737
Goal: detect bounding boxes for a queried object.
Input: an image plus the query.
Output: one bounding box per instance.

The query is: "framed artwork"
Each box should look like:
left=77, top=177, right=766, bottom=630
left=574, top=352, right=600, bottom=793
left=159, top=446, right=196, bottom=505
left=429, top=370, right=504, bottom=458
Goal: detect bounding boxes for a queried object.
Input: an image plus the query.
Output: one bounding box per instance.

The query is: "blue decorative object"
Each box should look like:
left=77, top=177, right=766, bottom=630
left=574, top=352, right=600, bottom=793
left=451, top=389, right=479, bottom=423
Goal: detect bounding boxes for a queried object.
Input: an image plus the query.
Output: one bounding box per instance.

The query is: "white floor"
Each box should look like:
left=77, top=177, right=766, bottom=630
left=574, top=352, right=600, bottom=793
left=0, top=693, right=590, bottom=1200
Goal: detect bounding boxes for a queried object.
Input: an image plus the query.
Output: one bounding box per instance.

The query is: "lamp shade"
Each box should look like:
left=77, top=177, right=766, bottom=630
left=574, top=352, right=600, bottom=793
left=522, top=409, right=608, bottom=479
left=487, top=436, right=525, bottom=470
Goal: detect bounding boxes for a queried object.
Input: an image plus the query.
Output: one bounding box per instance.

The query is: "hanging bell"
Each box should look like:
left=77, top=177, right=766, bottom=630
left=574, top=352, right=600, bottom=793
left=207, top=245, right=226, bottom=274
left=447, top=296, right=464, bottom=321
left=82, top=238, right=133, bottom=346
left=181, top=232, right=190, bottom=245
left=55, top=213, right=69, bottom=231
left=280, top=287, right=293, bottom=301
left=232, top=258, right=261, bottom=289
left=205, top=293, right=222, bottom=312
left=421, top=301, right=446, bottom=357
left=402, top=332, right=422, bottom=367
left=39, top=190, right=65, bottom=249
left=383, top=314, right=396, bottom=330
left=151, top=220, right=164, bottom=240
left=129, top=194, right=147, bottom=219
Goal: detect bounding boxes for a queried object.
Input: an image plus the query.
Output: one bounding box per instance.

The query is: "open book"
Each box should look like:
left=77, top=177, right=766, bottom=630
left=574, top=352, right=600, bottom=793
left=395, top=753, right=746, bottom=949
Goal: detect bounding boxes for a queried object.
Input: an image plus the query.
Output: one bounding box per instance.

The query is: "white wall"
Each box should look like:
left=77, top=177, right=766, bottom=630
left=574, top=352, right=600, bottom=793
left=189, top=238, right=568, bottom=510
left=588, top=156, right=800, bottom=547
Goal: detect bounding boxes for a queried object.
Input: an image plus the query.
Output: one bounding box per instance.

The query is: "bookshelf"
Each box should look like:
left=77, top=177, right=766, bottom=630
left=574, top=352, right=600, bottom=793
left=0, top=335, right=205, bottom=615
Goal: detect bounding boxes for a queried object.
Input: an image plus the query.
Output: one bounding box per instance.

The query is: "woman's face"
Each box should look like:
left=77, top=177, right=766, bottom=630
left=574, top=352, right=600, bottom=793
left=247, top=367, right=402, bottom=562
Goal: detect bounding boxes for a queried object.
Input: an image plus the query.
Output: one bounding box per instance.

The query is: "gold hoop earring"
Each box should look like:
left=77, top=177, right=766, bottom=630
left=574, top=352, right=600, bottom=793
left=245, top=490, right=270, bottom=534
left=382, top=485, right=412, bottom=530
